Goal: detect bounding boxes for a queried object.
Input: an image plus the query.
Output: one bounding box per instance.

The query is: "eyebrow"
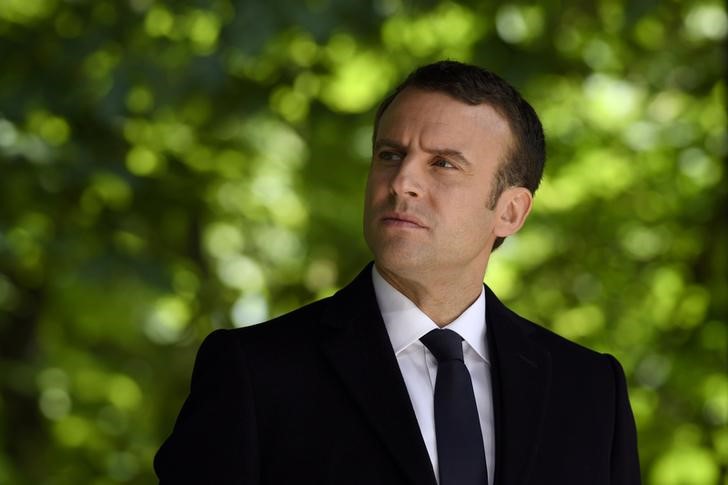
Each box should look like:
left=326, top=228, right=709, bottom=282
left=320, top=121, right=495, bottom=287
left=374, top=138, right=472, bottom=166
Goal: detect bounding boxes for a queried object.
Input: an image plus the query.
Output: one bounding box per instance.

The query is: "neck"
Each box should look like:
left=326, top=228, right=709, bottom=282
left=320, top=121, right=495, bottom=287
left=375, top=263, right=485, bottom=326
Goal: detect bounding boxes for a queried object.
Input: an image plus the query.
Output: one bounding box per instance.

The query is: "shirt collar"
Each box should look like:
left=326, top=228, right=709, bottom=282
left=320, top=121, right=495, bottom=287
left=372, top=265, right=489, bottom=364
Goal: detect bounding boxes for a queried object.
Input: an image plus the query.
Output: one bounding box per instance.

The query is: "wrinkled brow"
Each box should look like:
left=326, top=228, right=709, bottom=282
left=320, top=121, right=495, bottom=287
left=373, top=138, right=471, bottom=166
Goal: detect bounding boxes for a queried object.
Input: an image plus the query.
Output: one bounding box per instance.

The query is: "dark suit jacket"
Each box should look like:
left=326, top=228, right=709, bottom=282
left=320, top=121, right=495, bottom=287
left=155, top=264, right=641, bottom=484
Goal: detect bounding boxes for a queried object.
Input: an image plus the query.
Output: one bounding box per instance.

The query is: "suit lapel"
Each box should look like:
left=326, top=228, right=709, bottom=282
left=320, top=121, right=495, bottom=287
left=316, top=267, right=551, bottom=485
left=485, top=285, right=552, bottom=485
left=319, top=265, right=437, bottom=485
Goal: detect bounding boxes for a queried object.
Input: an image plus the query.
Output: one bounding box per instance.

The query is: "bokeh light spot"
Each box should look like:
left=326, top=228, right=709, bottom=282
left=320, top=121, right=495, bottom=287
left=54, top=415, right=91, bottom=447
left=107, top=375, right=142, bottom=410
left=145, top=5, right=174, bottom=37
left=106, top=451, right=140, bottom=482
left=583, top=74, right=645, bottom=129
left=28, top=111, right=71, bottom=146
left=203, top=222, right=245, bottom=259
left=217, top=255, right=265, bottom=291
left=679, top=148, right=722, bottom=187
left=231, top=293, right=269, bottom=327
left=496, top=5, right=544, bottom=44
left=271, top=86, right=309, bottom=123
left=89, top=172, right=133, bottom=210
left=320, top=51, right=396, bottom=113
left=650, top=444, right=719, bottom=485
left=39, top=388, right=72, bottom=420
left=685, top=4, right=728, bottom=41
left=185, top=10, right=221, bottom=53
left=305, top=259, right=338, bottom=292
left=126, top=85, right=154, bottom=113
left=552, top=305, right=605, bottom=340
left=635, top=353, right=672, bottom=389
left=288, top=31, right=318, bottom=67
left=703, top=374, right=728, bottom=425
left=126, top=146, right=162, bottom=176
left=144, top=296, right=191, bottom=344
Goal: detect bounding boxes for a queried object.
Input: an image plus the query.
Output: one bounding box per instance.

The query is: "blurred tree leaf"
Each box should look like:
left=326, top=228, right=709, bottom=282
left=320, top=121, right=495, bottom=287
left=1, top=0, right=725, bottom=483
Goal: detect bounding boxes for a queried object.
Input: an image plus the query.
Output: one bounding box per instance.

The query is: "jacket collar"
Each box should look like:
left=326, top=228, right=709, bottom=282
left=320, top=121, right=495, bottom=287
left=485, top=284, right=551, bottom=485
left=318, top=263, right=551, bottom=485
left=319, top=263, right=437, bottom=485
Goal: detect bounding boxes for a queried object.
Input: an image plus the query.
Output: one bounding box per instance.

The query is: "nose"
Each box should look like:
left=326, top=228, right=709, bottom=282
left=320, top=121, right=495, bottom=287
left=389, top=156, right=422, bottom=198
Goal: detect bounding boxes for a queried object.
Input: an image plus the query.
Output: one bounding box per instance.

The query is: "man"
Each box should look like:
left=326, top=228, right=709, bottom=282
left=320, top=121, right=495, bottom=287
left=155, top=60, right=641, bottom=484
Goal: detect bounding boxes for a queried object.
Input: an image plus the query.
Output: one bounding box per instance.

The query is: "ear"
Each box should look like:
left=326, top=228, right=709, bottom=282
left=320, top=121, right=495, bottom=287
left=493, top=187, right=533, bottom=238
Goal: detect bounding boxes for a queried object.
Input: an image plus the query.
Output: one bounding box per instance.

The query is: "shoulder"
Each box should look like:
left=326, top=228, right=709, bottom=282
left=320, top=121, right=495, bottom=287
left=211, top=263, right=376, bottom=349
left=529, top=318, right=622, bottom=388
left=485, top=284, right=620, bottom=379
left=206, top=295, right=334, bottom=349
left=524, top=314, right=609, bottom=364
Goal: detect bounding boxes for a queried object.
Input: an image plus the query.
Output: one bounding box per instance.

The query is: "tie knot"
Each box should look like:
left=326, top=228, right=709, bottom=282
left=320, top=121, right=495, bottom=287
left=420, top=329, right=464, bottom=363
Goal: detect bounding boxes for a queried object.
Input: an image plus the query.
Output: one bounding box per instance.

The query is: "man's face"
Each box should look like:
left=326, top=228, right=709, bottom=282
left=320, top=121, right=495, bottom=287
left=363, top=87, right=514, bottom=280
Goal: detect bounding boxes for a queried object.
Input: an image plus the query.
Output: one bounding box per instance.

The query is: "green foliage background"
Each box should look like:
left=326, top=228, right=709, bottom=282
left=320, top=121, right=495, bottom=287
left=0, top=0, right=726, bottom=483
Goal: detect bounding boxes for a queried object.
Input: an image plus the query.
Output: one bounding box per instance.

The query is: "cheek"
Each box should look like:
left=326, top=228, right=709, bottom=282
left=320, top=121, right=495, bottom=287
left=365, top=171, right=389, bottom=199
left=364, top=178, right=384, bottom=216
left=452, top=198, right=496, bottom=228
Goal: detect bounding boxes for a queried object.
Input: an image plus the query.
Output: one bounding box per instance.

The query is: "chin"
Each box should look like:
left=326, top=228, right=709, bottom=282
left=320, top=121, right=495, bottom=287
left=374, top=249, right=428, bottom=274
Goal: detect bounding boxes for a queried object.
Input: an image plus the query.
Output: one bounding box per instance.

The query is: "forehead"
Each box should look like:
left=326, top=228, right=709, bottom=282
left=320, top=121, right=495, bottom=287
left=376, top=88, right=513, bottom=153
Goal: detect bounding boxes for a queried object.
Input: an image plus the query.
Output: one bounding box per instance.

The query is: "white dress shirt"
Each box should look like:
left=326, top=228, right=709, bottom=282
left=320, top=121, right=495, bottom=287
left=372, top=265, right=495, bottom=485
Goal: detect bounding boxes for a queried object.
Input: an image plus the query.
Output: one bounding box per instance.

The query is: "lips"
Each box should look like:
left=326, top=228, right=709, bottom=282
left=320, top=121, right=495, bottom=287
left=380, top=212, right=427, bottom=228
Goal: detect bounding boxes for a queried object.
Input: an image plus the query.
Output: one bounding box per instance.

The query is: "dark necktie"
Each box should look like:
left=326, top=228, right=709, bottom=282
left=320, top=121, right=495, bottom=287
left=420, top=329, right=488, bottom=485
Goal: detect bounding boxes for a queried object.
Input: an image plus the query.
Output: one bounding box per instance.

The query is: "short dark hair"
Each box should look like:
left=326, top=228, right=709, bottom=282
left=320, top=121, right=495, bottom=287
left=373, top=60, right=546, bottom=250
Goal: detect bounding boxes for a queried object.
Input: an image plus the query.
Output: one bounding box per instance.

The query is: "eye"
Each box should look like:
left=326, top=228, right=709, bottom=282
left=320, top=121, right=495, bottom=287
left=377, top=150, right=403, bottom=162
left=433, top=158, right=455, bottom=169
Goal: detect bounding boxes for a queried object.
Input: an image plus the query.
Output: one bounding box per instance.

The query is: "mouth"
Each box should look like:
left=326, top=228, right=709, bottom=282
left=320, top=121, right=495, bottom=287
left=380, top=212, right=427, bottom=229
